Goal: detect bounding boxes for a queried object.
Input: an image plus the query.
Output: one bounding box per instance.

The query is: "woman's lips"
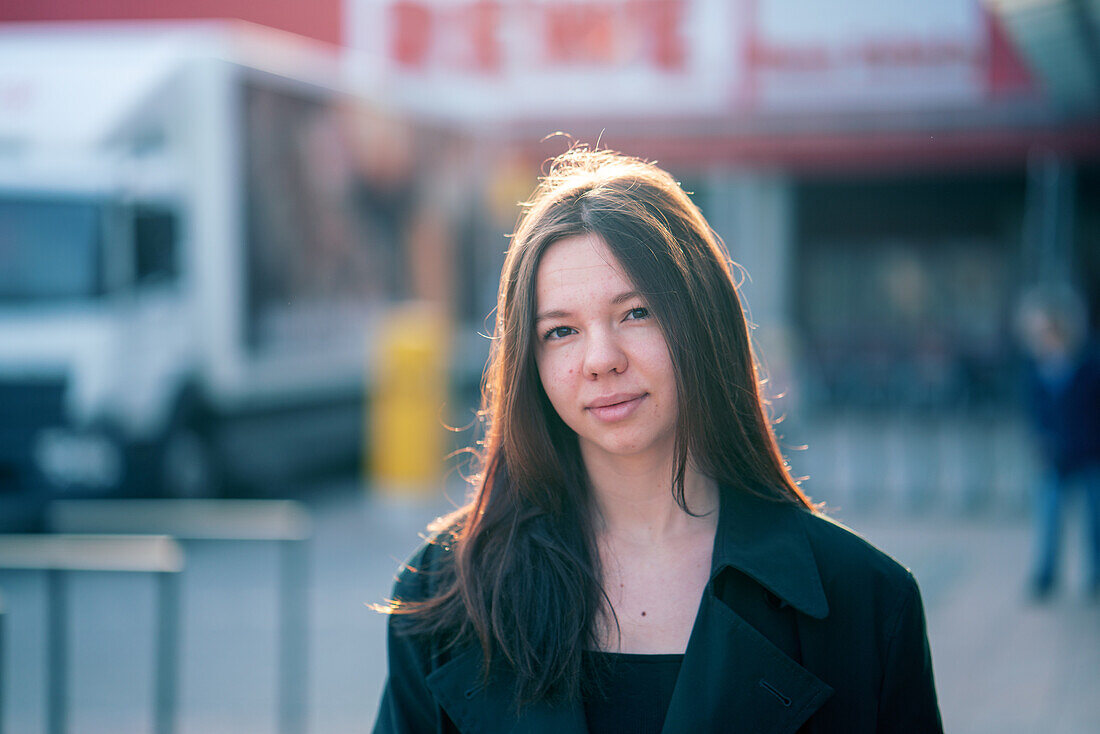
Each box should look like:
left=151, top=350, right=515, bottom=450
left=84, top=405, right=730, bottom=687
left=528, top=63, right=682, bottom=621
left=586, top=394, right=647, bottom=422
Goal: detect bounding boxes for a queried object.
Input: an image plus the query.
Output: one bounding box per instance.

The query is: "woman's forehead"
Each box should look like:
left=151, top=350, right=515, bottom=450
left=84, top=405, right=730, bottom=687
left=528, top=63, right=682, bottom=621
left=535, top=234, right=633, bottom=301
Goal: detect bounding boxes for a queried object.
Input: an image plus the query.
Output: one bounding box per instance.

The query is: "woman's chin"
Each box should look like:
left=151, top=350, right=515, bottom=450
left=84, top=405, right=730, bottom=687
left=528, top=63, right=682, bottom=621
left=579, top=435, right=674, bottom=464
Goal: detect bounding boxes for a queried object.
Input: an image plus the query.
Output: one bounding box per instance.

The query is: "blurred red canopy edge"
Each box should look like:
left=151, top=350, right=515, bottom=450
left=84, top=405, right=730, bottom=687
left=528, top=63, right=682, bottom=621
left=0, top=0, right=342, bottom=46
left=0, top=0, right=1034, bottom=102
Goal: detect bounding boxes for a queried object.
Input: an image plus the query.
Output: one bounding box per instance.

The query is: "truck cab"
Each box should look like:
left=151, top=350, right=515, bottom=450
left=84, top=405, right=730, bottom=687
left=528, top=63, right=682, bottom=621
left=0, top=22, right=393, bottom=528
left=0, top=153, right=204, bottom=526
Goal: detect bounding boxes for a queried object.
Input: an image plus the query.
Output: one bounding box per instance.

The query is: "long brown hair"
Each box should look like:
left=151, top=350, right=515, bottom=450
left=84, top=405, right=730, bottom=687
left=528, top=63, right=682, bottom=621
left=384, top=146, right=814, bottom=706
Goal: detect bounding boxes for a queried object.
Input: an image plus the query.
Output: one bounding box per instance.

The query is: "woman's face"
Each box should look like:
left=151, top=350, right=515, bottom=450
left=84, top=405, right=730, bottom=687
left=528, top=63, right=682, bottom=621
left=533, top=233, right=679, bottom=466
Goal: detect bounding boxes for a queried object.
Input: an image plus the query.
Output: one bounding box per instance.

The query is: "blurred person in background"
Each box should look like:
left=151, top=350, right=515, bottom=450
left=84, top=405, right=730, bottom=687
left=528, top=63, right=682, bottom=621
left=373, top=147, right=942, bottom=733
left=1016, top=284, right=1100, bottom=601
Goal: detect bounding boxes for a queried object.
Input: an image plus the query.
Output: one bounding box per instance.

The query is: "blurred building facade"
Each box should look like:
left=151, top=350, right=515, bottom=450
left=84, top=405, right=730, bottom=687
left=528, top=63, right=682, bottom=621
left=3, top=0, right=1099, bottom=513
left=344, top=0, right=1100, bottom=512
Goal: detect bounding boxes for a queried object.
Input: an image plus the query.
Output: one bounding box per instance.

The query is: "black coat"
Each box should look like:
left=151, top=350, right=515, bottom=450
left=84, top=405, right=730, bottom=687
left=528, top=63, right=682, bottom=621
left=373, top=488, right=944, bottom=733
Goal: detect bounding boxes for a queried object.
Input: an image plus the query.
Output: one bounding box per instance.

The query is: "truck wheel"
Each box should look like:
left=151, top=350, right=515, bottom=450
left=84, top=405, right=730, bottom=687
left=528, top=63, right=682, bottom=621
left=160, top=422, right=222, bottom=498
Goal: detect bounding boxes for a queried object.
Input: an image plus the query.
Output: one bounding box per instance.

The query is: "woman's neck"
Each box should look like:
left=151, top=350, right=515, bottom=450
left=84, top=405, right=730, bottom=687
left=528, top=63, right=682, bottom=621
left=582, top=447, right=719, bottom=546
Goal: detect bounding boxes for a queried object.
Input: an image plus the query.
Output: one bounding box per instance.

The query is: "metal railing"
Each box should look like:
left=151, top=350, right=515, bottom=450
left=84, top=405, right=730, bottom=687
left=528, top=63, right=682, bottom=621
left=47, top=500, right=312, bottom=734
left=785, top=410, right=1038, bottom=516
left=0, top=534, right=184, bottom=734
left=1, top=589, right=6, bottom=734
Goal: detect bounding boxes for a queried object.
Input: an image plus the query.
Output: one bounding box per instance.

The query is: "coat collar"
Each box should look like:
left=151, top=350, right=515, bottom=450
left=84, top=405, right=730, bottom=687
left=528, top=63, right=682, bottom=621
left=710, top=487, right=830, bottom=620
left=424, top=487, right=835, bottom=734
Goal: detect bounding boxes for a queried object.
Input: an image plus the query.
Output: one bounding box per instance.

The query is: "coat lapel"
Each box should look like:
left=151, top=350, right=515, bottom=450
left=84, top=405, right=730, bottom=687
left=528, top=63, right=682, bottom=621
left=662, top=489, right=834, bottom=734
left=426, top=646, right=586, bottom=734
left=709, top=489, right=829, bottom=622
left=656, top=488, right=834, bottom=733
left=660, top=592, right=833, bottom=734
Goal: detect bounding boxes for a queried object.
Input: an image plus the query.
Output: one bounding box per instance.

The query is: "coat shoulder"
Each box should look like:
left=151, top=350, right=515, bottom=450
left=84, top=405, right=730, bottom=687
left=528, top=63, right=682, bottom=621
left=797, top=509, right=919, bottom=601
left=389, top=508, right=467, bottom=603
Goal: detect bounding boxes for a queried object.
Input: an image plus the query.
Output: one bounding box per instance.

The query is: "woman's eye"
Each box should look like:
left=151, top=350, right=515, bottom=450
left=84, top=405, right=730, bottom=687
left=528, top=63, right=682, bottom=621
left=626, top=306, right=650, bottom=320
left=543, top=326, right=575, bottom=340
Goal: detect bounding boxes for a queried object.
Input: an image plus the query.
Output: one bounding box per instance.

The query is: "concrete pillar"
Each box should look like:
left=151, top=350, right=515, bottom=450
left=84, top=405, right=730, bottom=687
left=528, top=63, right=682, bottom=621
left=1024, top=151, right=1076, bottom=286
left=702, top=170, right=797, bottom=406
left=701, top=170, right=809, bottom=485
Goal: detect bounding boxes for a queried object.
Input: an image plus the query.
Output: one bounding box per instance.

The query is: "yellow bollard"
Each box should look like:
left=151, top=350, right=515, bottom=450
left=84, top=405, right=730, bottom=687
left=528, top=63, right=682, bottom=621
left=367, top=303, right=447, bottom=498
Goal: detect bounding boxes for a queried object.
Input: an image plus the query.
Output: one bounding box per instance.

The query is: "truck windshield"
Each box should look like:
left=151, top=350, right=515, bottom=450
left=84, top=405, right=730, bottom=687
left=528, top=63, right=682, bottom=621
left=0, top=198, right=103, bottom=301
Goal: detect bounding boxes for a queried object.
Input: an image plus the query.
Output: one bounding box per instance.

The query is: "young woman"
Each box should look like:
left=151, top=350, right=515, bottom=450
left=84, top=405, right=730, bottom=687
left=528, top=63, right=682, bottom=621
left=374, top=148, right=943, bottom=733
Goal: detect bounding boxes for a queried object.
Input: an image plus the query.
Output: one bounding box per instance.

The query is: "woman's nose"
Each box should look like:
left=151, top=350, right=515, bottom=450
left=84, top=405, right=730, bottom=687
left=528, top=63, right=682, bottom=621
left=582, top=329, right=627, bottom=378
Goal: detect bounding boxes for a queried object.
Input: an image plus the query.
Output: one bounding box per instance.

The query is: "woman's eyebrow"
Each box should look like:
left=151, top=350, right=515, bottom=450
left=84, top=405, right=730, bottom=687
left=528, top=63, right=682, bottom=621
left=534, top=291, right=642, bottom=325
left=535, top=308, right=569, bottom=325
left=610, top=290, right=642, bottom=305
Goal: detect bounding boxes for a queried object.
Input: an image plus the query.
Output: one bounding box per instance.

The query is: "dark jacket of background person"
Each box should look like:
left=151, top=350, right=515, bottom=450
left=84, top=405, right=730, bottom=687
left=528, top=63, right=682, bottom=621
left=373, top=487, right=943, bottom=734
left=1024, top=342, right=1100, bottom=478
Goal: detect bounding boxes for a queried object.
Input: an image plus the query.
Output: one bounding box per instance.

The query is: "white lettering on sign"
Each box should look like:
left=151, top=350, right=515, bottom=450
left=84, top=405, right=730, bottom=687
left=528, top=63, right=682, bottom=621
left=347, top=0, right=997, bottom=118
left=383, top=0, right=688, bottom=74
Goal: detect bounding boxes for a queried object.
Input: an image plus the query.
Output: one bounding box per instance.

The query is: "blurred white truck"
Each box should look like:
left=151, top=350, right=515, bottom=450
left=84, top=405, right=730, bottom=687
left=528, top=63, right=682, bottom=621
left=0, top=22, right=419, bottom=527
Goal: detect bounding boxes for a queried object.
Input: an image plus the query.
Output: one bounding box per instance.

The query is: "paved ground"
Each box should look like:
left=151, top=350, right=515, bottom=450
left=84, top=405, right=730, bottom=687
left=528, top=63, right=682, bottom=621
left=2, top=478, right=1098, bottom=733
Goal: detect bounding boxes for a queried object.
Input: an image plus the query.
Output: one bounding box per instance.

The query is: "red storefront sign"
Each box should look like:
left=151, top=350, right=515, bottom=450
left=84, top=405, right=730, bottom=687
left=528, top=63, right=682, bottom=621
left=386, top=0, right=687, bottom=74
